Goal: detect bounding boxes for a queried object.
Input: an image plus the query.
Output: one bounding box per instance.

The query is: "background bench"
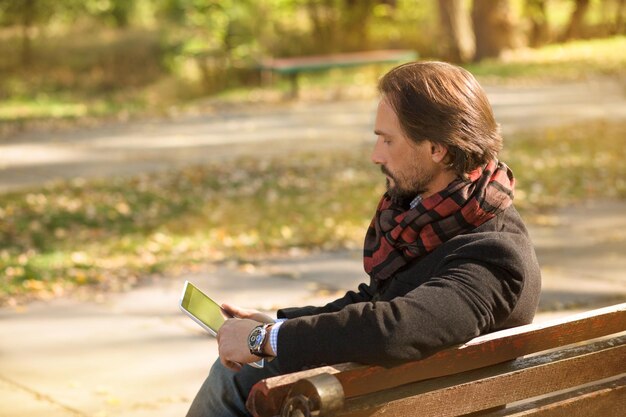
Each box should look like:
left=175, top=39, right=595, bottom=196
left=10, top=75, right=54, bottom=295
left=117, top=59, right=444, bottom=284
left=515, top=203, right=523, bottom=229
left=247, top=302, right=626, bottom=417
left=259, top=50, right=417, bottom=98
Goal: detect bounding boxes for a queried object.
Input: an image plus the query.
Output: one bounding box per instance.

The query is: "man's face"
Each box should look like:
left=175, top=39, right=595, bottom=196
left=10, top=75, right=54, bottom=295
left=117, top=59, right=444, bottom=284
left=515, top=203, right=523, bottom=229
left=371, top=98, right=438, bottom=201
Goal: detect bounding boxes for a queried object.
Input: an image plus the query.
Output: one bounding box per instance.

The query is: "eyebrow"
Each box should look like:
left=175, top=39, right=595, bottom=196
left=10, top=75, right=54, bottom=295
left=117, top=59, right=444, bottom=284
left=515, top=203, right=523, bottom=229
left=374, top=129, right=391, bottom=137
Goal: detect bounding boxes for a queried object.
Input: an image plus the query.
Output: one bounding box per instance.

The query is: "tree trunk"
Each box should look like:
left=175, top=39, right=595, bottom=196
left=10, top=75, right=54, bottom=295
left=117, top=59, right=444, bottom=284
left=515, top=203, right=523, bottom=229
left=21, top=0, right=36, bottom=66
left=110, top=0, right=133, bottom=28
left=526, top=0, right=549, bottom=47
left=307, top=0, right=339, bottom=53
left=437, top=0, right=474, bottom=63
left=471, top=0, right=516, bottom=61
left=614, top=0, right=626, bottom=34
left=342, top=0, right=375, bottom=51
left=562, top=0, right=590, bottom=40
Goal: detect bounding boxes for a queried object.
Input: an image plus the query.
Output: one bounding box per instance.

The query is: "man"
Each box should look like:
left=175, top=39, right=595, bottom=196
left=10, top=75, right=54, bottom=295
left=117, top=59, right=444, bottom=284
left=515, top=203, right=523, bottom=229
left=187, top=61, right=541, bottom=417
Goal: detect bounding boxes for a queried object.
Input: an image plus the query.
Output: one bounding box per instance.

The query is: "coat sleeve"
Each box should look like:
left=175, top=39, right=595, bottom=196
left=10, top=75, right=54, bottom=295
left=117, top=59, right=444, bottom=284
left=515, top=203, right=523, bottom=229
left=277, top=282, right=375, bottom=319
left=275, top=239, right=526, bottom=373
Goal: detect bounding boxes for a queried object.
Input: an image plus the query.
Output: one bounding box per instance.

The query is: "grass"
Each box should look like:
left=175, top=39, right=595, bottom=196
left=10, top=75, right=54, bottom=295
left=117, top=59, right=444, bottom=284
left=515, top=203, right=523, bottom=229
left=1, top=120, right=625, bottom=305
left=466, top=36, right=626, bottom=83
left=0, top=94, right=131, bottom=121
left=502, top=121, right=626, bottom=209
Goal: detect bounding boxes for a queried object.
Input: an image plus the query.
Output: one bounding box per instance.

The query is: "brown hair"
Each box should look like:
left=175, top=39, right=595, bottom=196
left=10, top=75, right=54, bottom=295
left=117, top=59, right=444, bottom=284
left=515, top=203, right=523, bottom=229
left=378, top=61, right=502, bottom=176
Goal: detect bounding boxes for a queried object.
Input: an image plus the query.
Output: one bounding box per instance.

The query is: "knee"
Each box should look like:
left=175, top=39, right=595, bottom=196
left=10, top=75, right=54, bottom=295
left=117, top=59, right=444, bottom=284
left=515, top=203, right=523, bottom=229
left=187, top=358, right=280, bottom=417
left=204, top=359, right=238, bottom=400
left=209, top=359, right=236, bottom=384
left=187, top=360, right=241, bottom=417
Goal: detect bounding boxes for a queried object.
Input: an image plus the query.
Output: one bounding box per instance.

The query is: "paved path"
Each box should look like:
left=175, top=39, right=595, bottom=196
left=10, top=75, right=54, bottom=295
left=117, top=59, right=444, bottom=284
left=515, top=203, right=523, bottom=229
left=1, top=79, right=626, bottom=192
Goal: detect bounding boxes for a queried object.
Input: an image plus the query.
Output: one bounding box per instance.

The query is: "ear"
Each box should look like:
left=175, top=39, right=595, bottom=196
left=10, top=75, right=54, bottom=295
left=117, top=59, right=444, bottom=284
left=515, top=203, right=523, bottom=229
left=429, top=142, right=448, bottom=164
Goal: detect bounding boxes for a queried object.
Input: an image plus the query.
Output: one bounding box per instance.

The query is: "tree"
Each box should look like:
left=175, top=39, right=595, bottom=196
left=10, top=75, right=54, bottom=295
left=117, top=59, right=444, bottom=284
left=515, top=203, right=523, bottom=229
left=306, top=0, right=340, bottom=53
left=525, top=0, right=549, bottom=47
left=616, top=0, right=626, bottom=34
left=342, top=0, right=376, bottom=51
left=107, top=0, right=135, bottom=28
left=0, top=0, right=37, bottom=65
left=471, top=0, right=516, bottom=61
left=0, top=0, right=56, bottom=65
left=437, top=0, right=473, bottom=63
left=562, top=0, right=590, bottom=40
left=303, top=0, right=384, bottom=53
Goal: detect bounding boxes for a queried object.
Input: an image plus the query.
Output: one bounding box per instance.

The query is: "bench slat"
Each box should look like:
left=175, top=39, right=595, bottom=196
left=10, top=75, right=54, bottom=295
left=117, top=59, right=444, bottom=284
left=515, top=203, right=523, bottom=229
left=480, top=376, right=626, bottom=416
left=247, top=303, right=626, bottom=417
left=339, top=303, right=626, bottom=398
left=259, top=50, right=417, bottom=74
left=336, top=336, right=625, bottom=417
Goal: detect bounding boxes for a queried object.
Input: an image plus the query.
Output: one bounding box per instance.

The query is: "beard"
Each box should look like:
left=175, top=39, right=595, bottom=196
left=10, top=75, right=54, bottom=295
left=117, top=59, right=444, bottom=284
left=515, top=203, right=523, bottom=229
left=382, top=165, right=435, bottom=206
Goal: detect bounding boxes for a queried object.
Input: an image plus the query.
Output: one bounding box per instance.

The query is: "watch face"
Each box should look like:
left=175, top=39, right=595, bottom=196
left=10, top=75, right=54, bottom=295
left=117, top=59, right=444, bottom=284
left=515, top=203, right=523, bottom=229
left=248, top=328, right=262, bottom=349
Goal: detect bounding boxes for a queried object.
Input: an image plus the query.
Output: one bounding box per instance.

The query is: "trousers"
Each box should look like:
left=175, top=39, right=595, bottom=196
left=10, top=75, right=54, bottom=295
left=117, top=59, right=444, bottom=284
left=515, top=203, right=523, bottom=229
left=186, top=358, right=283, bottom=417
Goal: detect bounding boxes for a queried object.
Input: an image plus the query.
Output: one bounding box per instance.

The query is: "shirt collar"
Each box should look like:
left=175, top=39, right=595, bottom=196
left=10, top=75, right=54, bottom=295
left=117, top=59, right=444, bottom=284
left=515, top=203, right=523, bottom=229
left=409, top=195, right=422, bottom=209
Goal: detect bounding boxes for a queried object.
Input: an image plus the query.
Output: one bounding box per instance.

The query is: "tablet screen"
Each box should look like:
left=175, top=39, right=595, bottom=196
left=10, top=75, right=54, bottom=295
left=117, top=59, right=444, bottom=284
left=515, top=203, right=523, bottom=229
left=180, top=282, right=230, bottom=333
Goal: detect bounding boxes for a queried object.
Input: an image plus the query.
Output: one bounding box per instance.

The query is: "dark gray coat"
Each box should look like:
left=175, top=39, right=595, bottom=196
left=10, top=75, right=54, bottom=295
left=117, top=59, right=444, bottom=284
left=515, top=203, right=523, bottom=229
left=276, top=205, right=541, bottom=374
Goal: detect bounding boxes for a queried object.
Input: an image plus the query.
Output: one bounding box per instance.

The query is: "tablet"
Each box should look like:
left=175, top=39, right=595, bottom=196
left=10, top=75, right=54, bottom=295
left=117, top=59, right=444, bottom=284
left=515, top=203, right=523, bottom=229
left=179, top=280, right=264, bottom=368
left=179, top=280, right=232, bottom=337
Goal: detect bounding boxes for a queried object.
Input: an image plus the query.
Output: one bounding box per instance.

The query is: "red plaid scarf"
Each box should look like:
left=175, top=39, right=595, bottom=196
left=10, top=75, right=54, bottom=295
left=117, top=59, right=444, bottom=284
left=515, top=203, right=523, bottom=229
left=364, top=160, right=515, bottom=281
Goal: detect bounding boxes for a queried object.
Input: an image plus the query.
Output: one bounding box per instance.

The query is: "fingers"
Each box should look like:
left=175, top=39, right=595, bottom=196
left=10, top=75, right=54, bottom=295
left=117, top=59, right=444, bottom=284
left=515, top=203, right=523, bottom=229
left=218, top=319, right=257, bottom=370
left=218, top=329, right=239, bottom=372
left=220, top=356, right=242, bottom=372
left=217, top=317, right=237, bottom=342
left=221, top=303, right=245, bottom=318
left=216, top=317, right=237, bottom=344
left=223, top=304, right=275, bottom=324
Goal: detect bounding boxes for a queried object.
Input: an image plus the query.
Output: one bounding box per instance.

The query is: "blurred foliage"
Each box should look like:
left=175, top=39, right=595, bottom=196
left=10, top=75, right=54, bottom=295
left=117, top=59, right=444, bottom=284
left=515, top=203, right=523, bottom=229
left=1, top=120, right=625, bottom=304
left=0, top=0, right=623, bottom=101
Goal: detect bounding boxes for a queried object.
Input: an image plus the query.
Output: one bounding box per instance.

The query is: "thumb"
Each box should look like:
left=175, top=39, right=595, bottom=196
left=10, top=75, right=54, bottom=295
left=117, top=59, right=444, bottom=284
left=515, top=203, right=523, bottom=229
left=221, top=304, right=273, bottom=323
left=221, top=303, right=246, bottom=318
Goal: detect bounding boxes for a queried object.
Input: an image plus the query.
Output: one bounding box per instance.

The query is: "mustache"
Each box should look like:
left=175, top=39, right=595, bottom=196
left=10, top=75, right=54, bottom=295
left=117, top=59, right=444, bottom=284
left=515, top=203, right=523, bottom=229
left=381, top=165, right=394, bottom=180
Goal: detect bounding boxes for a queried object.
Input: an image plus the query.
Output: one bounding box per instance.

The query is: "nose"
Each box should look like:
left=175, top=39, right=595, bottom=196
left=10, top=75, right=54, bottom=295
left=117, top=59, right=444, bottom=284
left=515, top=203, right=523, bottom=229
left=371, top=137, right=385, bottom=165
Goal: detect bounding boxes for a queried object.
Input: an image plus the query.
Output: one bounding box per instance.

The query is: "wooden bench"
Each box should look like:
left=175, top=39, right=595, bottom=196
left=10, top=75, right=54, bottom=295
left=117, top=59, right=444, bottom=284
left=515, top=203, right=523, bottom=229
left=246, top=302, right=626, bottom=416
left=259, top=50, right=417, bottom=98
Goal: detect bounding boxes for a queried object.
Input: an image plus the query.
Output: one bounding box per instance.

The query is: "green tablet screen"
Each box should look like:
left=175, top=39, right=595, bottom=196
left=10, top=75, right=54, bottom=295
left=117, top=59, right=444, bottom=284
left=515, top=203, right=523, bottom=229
left=181, top=283, right=228, bottom=332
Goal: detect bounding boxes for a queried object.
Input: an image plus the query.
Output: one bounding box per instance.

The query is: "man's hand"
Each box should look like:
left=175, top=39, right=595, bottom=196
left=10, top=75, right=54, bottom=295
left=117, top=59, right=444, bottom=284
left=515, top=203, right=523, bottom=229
left=217, top=318, right=269, bottom=371
left=221, top=303, right=275, bottom=324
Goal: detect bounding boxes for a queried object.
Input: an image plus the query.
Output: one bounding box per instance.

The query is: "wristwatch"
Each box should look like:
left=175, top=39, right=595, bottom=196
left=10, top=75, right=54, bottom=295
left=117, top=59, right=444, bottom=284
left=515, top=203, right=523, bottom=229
left=248, top=323, right=273, bottom=358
